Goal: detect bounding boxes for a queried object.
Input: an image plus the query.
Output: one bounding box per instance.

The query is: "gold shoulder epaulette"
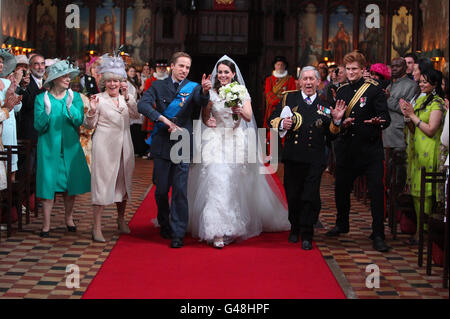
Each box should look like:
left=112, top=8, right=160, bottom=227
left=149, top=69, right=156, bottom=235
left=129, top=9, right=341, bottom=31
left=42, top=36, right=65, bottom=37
left=365, top=78, right=379, bottom=86
left=281, top=90, right=299, bottom=95
left=336, top=82, right=349, bottom=92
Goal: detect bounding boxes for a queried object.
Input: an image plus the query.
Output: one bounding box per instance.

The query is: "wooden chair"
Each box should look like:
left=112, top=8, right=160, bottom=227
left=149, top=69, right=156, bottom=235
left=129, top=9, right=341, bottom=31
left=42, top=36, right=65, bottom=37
left=0, top=141, right=34, bottom=238
left=387, top=150, right=409, bottom=240
left=0, top=147, right=13, bottom=238
left=7, top=141, right=33, bottom=231
left=418, top=167, right=446, bottom=267
left=16, top=140, right=35, bottom=225
left=425, top=168, right=449, bottom=288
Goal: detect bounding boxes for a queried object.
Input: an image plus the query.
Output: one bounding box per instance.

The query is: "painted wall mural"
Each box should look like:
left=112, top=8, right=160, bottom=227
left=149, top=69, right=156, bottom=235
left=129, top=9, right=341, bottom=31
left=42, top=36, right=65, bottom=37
left=391, top=6, right=412, bottom=59
left=328, top=5, right=353, bottom=65
left=359, top=11, right=385, bottom=64
left=96, top=0, right=120, bottom=55
left=36, top=0, right=57, bottom=58
left=126, top=0, right=152, bottom=65
left=65, top=0, right=89, bottom=59
left=297, top=3, right=323, bottom=67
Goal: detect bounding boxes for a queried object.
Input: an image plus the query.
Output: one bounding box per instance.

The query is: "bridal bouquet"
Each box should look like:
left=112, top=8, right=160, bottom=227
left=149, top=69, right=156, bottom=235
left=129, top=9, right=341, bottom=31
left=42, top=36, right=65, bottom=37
left=218, top=81, right=248, bottom=121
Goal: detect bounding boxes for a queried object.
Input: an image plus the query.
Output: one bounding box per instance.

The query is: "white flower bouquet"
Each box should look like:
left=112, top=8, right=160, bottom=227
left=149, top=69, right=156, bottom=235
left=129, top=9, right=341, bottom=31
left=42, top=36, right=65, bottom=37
left=218, top=81, right=248, bottom=121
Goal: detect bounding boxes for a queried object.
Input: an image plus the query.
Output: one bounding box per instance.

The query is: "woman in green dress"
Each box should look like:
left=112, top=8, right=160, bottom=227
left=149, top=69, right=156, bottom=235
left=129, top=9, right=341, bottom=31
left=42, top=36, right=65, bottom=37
left=34, top=59, right=91, bottom=237
left=400, top=68, right=446, bottom=244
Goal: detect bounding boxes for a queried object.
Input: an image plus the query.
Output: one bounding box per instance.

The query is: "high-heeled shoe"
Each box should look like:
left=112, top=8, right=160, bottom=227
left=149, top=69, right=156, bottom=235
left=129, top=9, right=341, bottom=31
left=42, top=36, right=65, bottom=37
left=91, top=230, right=106, bottom=243
left=117, top=219, right=131, bottom=234
left=66, top=224, right=77, bottom=232
left=39, top=230, right=50, bottom=238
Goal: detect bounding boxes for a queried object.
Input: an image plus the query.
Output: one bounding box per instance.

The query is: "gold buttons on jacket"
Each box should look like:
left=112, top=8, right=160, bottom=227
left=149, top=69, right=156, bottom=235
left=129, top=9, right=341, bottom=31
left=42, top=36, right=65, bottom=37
left=295, top=134, right=299, bottom=138
left=308, top=137, right=312, bottom=140
left=294, top=141, right=298, bottom=144
left=308, top=143, right=312, bottom=147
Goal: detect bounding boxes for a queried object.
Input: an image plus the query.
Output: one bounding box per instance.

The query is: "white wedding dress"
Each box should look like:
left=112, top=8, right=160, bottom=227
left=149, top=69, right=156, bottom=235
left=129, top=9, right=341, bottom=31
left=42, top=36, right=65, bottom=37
left=187, top=90, right=290, bottom=243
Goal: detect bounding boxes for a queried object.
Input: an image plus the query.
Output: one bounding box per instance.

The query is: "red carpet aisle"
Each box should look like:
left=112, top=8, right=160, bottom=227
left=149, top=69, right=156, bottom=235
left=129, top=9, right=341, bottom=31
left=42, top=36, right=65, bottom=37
left=83, top=183, right=345, bottom=299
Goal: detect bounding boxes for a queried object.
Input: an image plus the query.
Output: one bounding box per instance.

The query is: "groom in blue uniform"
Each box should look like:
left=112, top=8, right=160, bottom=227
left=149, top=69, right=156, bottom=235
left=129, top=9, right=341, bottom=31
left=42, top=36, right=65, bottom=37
left=268, top=66, right=345, bottom=250
left=138, top=52, right=211, bottom=248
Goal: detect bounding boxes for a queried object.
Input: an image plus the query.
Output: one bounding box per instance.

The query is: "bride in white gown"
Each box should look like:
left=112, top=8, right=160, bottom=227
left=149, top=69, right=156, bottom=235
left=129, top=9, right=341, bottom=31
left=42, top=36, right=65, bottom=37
left=187, top=55, right=290, bottom=248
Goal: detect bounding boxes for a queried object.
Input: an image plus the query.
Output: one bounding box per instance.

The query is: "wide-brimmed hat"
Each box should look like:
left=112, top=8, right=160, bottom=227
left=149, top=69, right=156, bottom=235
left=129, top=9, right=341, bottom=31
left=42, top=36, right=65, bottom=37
left=370, top=63, right=391, bottom=80
left=96, top=53, right=127, bottom=79
left=15, top=55, right=29, bottom=66
left=272, top=56, right=288, bottom=69
left=43, top=59, right=80, bottom=89
left=0, top=49, right=17, bottom=77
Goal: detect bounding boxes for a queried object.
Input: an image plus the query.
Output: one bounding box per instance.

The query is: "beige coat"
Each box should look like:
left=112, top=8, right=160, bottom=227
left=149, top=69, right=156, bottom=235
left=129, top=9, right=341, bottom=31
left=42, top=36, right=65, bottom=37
left=84, top=92, right=139, bottom=205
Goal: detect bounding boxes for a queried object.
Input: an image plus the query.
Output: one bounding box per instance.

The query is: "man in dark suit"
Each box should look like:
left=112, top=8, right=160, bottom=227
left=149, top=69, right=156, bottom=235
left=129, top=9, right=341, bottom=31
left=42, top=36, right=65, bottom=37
left=17, top=54, right=46, bottom=171
left=325, top=51, right=392, bottom=252
left=138, top=52, right=211, bottom=248
left=268, top=66, right=345, bottom=250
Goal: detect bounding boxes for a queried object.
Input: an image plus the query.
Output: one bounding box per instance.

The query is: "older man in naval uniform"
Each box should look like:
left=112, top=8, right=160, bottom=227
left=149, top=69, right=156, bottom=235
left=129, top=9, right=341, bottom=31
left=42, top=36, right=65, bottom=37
left=268, top=66, right=345, bottom=250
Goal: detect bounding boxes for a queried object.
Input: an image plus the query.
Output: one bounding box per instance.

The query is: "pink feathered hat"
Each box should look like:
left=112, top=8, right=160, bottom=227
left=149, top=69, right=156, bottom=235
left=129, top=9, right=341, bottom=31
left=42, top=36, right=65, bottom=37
left=370, top=63, right=391, bottom=80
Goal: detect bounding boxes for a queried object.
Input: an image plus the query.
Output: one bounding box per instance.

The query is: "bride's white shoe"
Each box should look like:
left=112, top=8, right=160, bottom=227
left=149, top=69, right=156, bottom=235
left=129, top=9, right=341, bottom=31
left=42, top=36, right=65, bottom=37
left=213, top=237, right=225, bottom=249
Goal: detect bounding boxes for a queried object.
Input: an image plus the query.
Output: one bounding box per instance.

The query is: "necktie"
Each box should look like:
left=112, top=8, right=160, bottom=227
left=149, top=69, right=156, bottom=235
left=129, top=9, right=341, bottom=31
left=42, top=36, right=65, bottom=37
left=174, top=82, right=179, bottom=90
left=305, top=96, right=312, bottom=105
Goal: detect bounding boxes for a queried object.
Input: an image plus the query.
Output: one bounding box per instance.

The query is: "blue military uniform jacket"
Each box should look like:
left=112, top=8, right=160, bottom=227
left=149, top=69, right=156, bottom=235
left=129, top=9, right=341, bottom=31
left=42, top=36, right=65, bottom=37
left=138, top=77, right=209, bottom=160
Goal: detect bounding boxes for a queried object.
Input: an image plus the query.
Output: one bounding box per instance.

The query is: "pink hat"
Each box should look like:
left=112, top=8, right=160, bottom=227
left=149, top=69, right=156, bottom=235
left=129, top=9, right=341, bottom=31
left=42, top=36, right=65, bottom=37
left=86, top=56, right=99, bottom=70
left=370, top=63, right=391, bottom=80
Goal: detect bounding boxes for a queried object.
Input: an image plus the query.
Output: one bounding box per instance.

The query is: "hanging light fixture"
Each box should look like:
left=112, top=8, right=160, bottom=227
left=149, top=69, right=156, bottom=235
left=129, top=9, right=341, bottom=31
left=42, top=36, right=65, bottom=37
left=431, top=48, right=443, bottom=62
left=323, top=49, right=333, bottom=63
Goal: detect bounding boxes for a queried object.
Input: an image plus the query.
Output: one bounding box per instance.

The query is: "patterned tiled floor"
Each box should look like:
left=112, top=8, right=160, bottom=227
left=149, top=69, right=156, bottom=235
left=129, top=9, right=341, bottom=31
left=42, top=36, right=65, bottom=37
left=0, top=159, right=448, bottom=299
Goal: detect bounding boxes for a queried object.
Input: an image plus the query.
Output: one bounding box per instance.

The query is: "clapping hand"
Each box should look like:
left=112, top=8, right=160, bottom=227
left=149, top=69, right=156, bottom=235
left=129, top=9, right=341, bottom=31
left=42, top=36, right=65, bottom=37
left=8, top=68, right=23, bottom=85
left=399, top=98, right=414, bottom=117
left=330, top=99, right=346, bottom=122
left=3, top=79, right=22, bottom=111
left=201, top=74, right=212, bottom=94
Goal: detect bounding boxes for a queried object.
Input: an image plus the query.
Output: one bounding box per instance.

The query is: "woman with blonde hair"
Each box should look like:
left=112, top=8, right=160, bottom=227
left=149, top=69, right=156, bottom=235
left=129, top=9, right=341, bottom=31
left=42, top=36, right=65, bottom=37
left=84, top=53, right=140, bottom=242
